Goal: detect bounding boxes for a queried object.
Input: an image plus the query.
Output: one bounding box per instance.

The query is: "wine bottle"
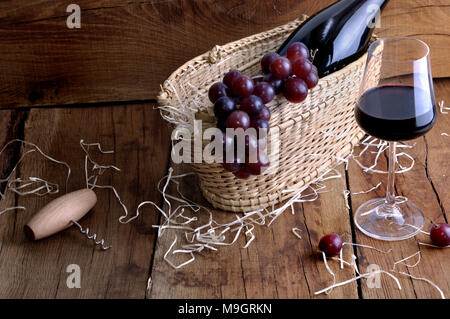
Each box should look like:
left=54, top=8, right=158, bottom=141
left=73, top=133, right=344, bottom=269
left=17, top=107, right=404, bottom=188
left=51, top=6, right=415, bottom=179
left=277, top=0, right=389, bottom=77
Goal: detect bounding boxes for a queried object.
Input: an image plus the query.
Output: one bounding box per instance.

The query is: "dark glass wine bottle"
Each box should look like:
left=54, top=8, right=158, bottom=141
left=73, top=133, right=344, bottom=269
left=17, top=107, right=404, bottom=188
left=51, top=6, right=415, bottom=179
left=277, top=0, right=389, bottom=77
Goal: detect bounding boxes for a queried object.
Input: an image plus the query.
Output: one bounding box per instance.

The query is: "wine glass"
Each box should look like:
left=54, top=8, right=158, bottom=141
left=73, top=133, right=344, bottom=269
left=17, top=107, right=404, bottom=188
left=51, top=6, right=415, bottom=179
left=354, top=36, right=437, bottom=241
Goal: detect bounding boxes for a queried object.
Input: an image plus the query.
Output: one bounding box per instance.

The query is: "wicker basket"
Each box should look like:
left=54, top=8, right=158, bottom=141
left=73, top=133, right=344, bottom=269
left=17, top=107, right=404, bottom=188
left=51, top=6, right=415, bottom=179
left=157, top=17, right=366, bottom=212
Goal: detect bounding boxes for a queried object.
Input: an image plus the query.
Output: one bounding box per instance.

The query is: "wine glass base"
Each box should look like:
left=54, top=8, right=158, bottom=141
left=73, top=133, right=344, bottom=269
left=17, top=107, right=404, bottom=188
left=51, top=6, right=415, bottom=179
left=354, top=197, right=424, bottom=241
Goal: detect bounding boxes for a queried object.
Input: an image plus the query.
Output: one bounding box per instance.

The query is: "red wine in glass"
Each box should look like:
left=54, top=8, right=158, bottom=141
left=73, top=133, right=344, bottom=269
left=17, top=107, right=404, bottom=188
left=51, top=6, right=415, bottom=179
left=355, top=85, right=437, bottom=141
left=353, top=36, right=437, bottom=241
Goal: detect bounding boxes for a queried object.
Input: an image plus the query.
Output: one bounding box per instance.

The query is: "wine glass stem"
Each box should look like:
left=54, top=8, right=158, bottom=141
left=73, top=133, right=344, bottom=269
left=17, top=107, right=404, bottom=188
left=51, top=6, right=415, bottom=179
left=385, top=141, right=397, bottom=206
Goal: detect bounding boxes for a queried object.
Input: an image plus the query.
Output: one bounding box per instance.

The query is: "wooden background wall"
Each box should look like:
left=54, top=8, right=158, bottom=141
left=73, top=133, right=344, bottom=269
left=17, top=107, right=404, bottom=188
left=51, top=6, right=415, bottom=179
left=0, top=0, right=448, bottom=108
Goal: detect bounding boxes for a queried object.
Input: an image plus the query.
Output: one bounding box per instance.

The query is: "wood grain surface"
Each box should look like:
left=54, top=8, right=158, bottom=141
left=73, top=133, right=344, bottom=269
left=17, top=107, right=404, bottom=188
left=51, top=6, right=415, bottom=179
left=0, top=78, right=448, bottom=299
left=0, top=0, right=448, bottom=108
left=0, top=104, right=171, bottom=298
left=149, top=165, right=359, bottom=299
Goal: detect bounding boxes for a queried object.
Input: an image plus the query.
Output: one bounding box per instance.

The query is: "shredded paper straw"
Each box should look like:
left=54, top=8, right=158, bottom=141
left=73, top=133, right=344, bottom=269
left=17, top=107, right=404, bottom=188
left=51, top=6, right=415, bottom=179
left=392, top=251, right=421, bottom=271
left=2, top=124, right=445, bottom=299
left=135, top=166, right=342, bottom=269
left=292, top=228, right=303, bottom=239
left=0, top=139, right=71, bottom=214
left=315, top=269, right=402, bottom=296
left=352, top=182, right=382, bottom=195
left=352, top=137, right=415, bottom=174
left=438, top=100, right=450, bottom=114
left=0, top=139, right=115, bottom=250
left=397, top=272, right=445, bottom=299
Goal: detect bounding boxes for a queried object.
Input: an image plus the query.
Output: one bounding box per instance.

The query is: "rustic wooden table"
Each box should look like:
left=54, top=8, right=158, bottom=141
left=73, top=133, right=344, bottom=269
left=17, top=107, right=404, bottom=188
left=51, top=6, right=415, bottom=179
left=0, top=79, right=448, bottom=299
left=0, top=0, right=449, bottom=300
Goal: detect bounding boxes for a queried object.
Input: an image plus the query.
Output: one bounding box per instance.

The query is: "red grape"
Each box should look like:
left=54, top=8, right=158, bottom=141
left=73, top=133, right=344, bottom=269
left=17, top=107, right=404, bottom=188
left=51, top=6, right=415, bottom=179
left=286, top=42, right=310, bottom=61
left=250, top=118, right=270, bottom=139
left=253, top=106, right=271, bottom=121
left=430, top=223, right=450, bottom=247
left=231, top=75, right=254, bottom=98
left=247, top=152, right=270, bottom=175
left=214, top=96, right=236, bottom=119
left=292, top=58, right=313, bottom=79
left=319, top=233, right=343, bottom=257
left=232, top=96, right=241, bottom=105
left=245, top=133, right=258, bottom=149
left=270, top=57, right=292, bottom=79
left=208, top=82, right=230, bottom=103
left=222, top=152, right=243, bottom=173
left=223, top=70, right=242, bottom=88
left=244, top=134, right=259, bottom=163
left=250, top=117, right=269, bottom=130
left=222, top=132, right=235, bottom=154
left=240, top=95, right=264, bottom=116
left=261, top=52, right=280, bottom=74
left=225, top=110, right=250, bottom=130
left=304, top=71, right=319, bottom=89
left=258, top=137, right=267, bottom=151
left=234, top=166, right=252, bottom=179
left=223, top=134, right=247, bottom=162
left=253, top=82, right=275, bottom=104
left=217, top=118, right=227, bottom=131
left=283, top=77, right=308, bottom=103
left=264, top=73, right=284, bottom=94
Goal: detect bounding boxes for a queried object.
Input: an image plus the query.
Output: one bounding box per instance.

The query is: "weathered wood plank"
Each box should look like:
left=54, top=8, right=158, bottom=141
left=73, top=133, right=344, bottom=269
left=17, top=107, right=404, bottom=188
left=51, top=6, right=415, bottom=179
left=241, top=165, right=358, bottom=298
left=378, top=0, right=450, bottom=79
left=149, top=164, right=247, bottom=299
left=150, top=79, right=450, bottom=299
left=297, top=166, right=358, bottom=298
left=149, top=164, right=358, bottom=299
left=0, top=0, right=447, bottom=108
left=1, top=80, right=449, bottom=299
left=0, top=103, right=171, bottom=298
left=426, top=80, right=450, bottom=222
left=0, top=110, right=28, bottom=265
left=0, top=0, right=334, bottom=108
left=346, top=78, right=450, bottom=299
left=0, top=110, right=28, bottom=189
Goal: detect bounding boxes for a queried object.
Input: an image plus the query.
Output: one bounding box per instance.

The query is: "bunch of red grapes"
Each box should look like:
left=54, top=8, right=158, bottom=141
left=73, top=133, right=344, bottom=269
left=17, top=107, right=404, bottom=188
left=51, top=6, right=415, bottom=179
left=260, top=42, right=319, bottom=103
left=207, top=42, right=318, bottom=179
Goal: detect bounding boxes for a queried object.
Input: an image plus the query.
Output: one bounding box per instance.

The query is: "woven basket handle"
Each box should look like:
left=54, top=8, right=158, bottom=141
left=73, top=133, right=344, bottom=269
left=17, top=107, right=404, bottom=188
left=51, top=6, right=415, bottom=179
left=208, top=45, right=225, bottom=64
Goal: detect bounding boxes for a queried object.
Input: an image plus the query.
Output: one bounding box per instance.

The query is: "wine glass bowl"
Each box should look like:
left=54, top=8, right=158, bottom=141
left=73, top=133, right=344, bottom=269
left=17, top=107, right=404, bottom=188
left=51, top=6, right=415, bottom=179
left=353, top=37, right=437, bottom=241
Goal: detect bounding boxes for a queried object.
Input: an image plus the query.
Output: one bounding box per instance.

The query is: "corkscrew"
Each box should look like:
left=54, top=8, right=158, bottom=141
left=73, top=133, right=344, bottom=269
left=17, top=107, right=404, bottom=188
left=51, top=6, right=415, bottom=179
left=24, top=188, right=111, bottom=249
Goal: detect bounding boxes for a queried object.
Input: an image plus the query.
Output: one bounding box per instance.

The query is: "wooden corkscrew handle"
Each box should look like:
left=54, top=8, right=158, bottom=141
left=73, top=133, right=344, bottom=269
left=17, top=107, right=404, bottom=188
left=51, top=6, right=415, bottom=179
left=24, top=188, right=97, bottom=240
